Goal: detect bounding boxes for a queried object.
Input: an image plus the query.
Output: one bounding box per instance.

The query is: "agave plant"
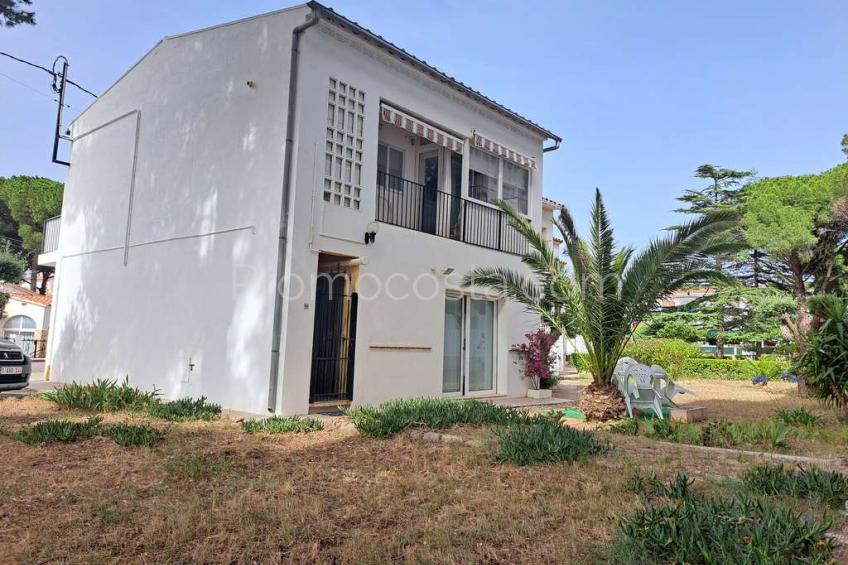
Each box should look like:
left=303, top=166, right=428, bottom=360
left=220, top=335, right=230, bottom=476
left=463, top=189, right=739, bottom=388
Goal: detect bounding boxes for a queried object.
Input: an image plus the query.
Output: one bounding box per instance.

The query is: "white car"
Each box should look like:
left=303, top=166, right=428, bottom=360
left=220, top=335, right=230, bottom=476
left=0, top=341, right=32, bottom=391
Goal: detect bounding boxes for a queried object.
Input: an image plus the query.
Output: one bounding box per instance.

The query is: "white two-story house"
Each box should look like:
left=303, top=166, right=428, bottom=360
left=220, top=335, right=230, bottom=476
left=41, top=2, right=562, bottom=415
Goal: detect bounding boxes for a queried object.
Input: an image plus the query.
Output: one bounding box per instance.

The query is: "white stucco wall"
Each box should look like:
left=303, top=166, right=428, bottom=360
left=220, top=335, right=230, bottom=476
left=48, top=8, right=558, bottom=415
left=275, top=22, right=550, bottom=414
left=48, top=7, right=309, bottom=413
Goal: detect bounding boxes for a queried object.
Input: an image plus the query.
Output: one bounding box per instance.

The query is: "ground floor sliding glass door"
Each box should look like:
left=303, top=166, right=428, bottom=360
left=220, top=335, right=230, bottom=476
left=442, top=294, right=497, bottom=396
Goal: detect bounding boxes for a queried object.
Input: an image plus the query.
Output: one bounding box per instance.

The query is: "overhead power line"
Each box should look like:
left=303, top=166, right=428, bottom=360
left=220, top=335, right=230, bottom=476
left=0, top=50, right=97, bottom=98
left=0, top=70, right=66, bottom=105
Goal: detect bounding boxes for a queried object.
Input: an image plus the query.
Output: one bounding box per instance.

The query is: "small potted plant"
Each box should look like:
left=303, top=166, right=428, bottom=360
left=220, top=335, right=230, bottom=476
left=511, top=329, right=560, bottom=399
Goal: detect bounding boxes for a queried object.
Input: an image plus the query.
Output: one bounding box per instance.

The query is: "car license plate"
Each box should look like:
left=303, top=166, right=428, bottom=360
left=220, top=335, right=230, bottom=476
left=0, top=366, right=22, bottom=374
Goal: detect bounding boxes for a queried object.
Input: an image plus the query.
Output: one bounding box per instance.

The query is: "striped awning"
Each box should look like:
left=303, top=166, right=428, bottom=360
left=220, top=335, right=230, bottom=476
left=380, top=103, right=464, bottom=154
left=472, top=131, right=536, bottom=169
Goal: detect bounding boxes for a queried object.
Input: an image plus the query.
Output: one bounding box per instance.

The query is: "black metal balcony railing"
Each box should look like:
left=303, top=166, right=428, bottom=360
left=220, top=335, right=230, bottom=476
left=376, top=171, right=528, bottom=255
left=42, top=215, right=61, bottom=254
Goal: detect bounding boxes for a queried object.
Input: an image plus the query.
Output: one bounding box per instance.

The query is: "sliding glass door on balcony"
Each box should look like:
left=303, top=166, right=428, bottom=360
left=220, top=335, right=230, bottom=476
left=418, top=149, right=439, bottom=234
left=442, top=295, right=497, bottom=396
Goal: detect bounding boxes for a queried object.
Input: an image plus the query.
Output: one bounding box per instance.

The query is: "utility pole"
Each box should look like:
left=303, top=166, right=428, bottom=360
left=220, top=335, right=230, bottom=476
left=51, top=56, right=70, bottom=166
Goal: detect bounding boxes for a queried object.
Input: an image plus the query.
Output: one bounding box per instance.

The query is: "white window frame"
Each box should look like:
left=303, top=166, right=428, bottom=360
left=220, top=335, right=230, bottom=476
left=442, top=292, right=498, bottom=398
left=377, top=141, right=406, bottom=191
left=466, top=147, right=531, bottom=215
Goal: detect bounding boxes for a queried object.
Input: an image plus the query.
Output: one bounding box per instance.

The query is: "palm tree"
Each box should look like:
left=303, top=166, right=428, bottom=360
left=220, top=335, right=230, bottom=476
left=463, top=189, right=739, bottom=390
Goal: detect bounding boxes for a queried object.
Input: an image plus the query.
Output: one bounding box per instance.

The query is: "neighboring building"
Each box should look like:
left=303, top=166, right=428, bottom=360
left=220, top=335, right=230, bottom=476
left=0, top=283, right=51, bottom=358
left=40, top=2, right=562, bottom=415
left=658, top=287, right=716, bottom=309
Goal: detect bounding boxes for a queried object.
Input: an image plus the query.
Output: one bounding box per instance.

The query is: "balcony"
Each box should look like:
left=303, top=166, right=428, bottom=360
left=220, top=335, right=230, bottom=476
left=42, top=215, right=61, bottom=254
left=376, top=171, right=528, bottom=255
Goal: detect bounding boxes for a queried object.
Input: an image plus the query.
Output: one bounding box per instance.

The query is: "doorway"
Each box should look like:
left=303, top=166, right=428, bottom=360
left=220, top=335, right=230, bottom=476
left=309, top=254, right=359, bottom=403
left=418, top=148, right=440, bottom=234
left=442, top=294, right=497, bottom=396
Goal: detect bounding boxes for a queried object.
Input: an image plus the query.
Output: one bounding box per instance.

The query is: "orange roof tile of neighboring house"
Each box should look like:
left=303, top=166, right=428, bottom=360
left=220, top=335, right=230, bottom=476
left=0, top=283, right=52, bottom=307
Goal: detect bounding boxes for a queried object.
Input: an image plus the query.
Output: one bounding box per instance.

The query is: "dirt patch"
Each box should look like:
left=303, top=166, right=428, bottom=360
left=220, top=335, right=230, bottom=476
left=675, top=380, right=822, bottom=421
left=1, top=395, right=844, bottom=563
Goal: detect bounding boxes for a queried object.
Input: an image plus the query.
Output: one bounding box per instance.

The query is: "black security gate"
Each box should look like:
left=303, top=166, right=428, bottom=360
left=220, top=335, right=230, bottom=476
left=309, top=279, right=358, bottom=403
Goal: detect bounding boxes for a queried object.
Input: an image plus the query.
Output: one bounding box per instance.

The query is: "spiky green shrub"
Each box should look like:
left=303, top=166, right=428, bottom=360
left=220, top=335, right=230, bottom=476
left=242, top=416, right=324, bottom=434
left=794, top=294, right=848, bottom=411
left=41, top=378, right=159, bottom=411
left=14, top=416, right=103, bottom=444
left=614, top=474, right=835, bottom=564
left=609, top=417, right=793, bottom=451
left=146, top=397, right=221, bottom=421
left=607, top=418, right=640, bottom=436
left=494, top=418, right=607, bottom=465
left=100, top=422, right=166, bottom=447
left=742, top=464, right=848, bottom=509
left=347, top=398, right=529, bottom=438
left=773, top=408, right=822, bottom=426
left=626, top=470, right=694, bottom=500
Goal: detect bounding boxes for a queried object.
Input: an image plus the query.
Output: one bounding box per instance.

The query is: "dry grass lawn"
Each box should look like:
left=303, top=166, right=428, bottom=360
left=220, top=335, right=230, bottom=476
left=675, top=379, right=848, bottom=457
left=0, top=393, right=817, bottom=564
left=676, top=379, right=827, bottom=421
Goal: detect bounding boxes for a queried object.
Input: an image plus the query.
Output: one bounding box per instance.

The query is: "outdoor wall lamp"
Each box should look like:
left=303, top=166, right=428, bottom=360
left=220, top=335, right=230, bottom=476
left=364, top=221, right=379, bottom=244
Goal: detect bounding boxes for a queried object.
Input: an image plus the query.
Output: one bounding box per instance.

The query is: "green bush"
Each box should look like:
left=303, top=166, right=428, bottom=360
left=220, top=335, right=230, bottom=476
left=624, top=339, right=700, bottom=380
left=654, top=320, right=702, bottom=342
left=146, top=397, right=221, bottom=421
left=742, top=464, right=848, bottom=509
left=794, top=294, right=848, bottom=410
left=242, top=416, right=324, bottom=434
left=570, top=353, right=590, bottom=373
left=614, top=475, right=835, bottom=564
left=573, top=340, right=701, bottom=380
left=607, top=418, right=640, bottom=436
left=0, top=249, right=27, bottom=283
left=609, top=417, right=793, bottom=451
left=773, top=408, right=822, bottom=426
left=678, top=358, right=789, bottom=380
left=41, top=380, right=222, bottom=422
left=572, top=340, right=793, bottom=381
left=347, top=398, right=529, bottom=438
left=626, top=470, right=694, bottom=500
left=42, top=378, right=159, bottom=411
left=100, top=422, right=166, bottom=447
left=493, top=418, right=607, bottom=465
left=14, top=416, right=103, bottom=444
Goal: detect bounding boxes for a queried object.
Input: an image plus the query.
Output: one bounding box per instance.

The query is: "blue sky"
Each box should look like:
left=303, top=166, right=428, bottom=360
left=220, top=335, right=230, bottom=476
left=1, top=0, right=846, bottom=247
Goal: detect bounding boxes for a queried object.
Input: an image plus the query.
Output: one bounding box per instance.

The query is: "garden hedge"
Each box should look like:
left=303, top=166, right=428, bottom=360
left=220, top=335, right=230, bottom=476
left=570, top=339, right=698, bottom=380
left=570, top=339, right=789, bottom=381
left=677, top=358, right=788, bottom=381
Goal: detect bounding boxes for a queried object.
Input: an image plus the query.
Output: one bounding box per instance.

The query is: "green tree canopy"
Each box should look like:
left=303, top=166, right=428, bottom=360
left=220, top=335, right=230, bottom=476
left=675, top=164, right=755, bottom=216
left=1, top=0, right=35, bottom=27
left=0, top=176, right=63, bottom=293
left=742, top=163, right=848, bottom=334
left=743, top=174, right=831, bottom=256
left=644, top=287, right=796, bottom=352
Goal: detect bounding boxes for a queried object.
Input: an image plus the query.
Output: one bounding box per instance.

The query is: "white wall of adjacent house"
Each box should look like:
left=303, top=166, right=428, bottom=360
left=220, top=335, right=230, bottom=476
left=46, top=7, right=554, bottom=415
left=2, top=298, right=50, bottom=357
left=46, top=6, right=309, bottom=413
